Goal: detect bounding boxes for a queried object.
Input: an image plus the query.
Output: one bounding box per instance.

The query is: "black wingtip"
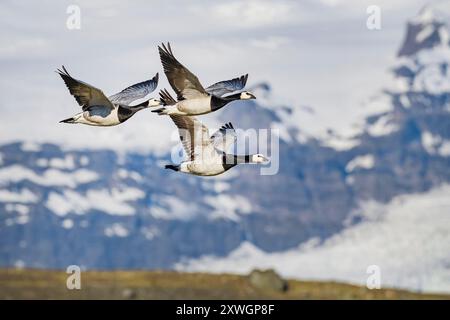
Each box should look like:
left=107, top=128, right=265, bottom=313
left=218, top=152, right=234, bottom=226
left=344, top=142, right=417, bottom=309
left=56, top=65, right=71, bottom=77
left=159, top=89, right=177, bottom=106
left=159, top=42, right=174, bottom=57
left=62, top=65, right=70, bottom=75
left=220, top=122, right=234, bottom=130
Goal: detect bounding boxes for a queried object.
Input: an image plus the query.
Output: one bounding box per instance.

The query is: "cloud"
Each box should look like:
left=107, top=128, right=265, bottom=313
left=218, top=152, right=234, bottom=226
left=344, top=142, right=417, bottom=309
left=250, top=36, right=290, bottom=49
left=0, top=0, right=432, bottom=152
left=0, top=37, right=51, bottom=59
left=205, top=0, right=297, bottom=28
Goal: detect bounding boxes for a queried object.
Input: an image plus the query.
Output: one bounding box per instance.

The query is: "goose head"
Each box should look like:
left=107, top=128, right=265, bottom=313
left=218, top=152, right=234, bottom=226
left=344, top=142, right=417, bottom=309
left=147, top=98, right=162, bottom=107
left=251, top=153, right=269, bottom=163
left=240, top=91, right=256, bottom=100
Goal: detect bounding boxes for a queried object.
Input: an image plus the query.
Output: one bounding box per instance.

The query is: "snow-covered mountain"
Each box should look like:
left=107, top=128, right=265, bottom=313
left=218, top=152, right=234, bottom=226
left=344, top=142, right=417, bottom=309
left=1, top=6, right=449, bottom=293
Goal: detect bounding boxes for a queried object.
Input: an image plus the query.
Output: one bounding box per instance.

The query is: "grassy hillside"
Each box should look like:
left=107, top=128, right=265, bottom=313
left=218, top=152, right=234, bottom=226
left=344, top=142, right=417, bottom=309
left=0, top=269, right=448, bottom=300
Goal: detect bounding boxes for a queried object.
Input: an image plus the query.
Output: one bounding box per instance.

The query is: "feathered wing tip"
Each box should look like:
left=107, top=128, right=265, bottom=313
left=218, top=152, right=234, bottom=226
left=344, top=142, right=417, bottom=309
left=240, top=74, right=249, bottom=87
left=158, top=42, right=175, bottom=66
left=159, top=89, right=177, bottom=106
left=56, top=65, right=71, bottom=77
left=243, top=73, right=249, bottom=82
left=221, top=122, right=234, bottom=130
left=158, top=42, right=174, bottom=57
left=158, top=42, right=184, bottom=82
left=217, top=122, right=234, bottom=135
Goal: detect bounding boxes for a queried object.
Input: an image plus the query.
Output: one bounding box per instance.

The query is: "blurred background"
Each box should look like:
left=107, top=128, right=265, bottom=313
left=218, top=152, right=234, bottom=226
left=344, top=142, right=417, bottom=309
left=0, top=0, right=449, bottom=299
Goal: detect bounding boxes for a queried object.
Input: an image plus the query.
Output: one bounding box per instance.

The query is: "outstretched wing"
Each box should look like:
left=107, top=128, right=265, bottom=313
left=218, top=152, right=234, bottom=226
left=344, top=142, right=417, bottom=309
left=210, top=122, right=237, bottom=152
left=169, top=115, right=211, bottom=161
left=205, top=74, right=248, bottom=97
left=109, top=73, right=159, bottom=105
left=158, top=42, right=207, bottom=100
left=56, top=66, right=114, bottom=111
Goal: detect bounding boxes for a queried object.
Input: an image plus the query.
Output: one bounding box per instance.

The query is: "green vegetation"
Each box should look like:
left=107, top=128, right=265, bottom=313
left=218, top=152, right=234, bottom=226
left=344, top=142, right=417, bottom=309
left=0, top=269, right=448, bottom=300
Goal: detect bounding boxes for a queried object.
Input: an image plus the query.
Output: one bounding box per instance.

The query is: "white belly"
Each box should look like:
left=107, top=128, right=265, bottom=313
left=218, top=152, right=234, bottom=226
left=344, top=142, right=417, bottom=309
left=177, top=96, right=211, bottom=115
left=82, top=109, right=120, bottom=126
left=183, top=159, right=227, bottom=176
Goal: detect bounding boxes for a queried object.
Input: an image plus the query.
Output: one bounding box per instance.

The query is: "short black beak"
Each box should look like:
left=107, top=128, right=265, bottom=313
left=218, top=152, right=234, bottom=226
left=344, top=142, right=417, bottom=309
left=249, top=93, right=256, bottom=99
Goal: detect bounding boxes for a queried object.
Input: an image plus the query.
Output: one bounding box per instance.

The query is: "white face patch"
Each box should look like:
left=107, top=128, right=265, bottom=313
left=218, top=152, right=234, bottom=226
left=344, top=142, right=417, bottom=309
left=251, top=154, right=268, bottom=163
left=240, top=92, right=253, bottom=100
left=252, top=154, right=261, bottom=163
left=148, top=99, right=161, bottom=107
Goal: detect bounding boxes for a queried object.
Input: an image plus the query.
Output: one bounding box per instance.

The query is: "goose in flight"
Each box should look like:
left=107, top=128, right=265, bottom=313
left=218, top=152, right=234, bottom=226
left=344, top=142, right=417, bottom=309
left=57, top=66, right=161, bottom=126
left=153, top=43, right=256, bottom=116
left=160, top=90, right=268, bottom=176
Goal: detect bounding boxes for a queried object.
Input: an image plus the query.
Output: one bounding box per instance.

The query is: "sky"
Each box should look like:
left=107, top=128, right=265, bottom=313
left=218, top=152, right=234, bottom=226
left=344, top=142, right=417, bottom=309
left=0, top=0, right=434, bottom=153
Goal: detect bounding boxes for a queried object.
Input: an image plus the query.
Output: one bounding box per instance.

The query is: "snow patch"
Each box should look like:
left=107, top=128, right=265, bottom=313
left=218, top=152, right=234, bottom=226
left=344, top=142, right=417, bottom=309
left=46, top=187, right=145, bottom=216
left=214, top=182, right=230, bottom=193
left=14, top=260, right=25, bottom=269
left=204, top=194, right=252, bottom=222
left=117, top=168, right=143, bottom=182
left=141, top=226, right=160, bottom=240
left=439, top=141, right=450, bottom=157
left=346, top=154, right=375, bottom=172
left=79, top=156, right=89, bottom=166
left=399, top=94, right=410, bottom=108
left=5, top=203, right=29, bottom=215
left=62, top=219, right=74, bottom=229
left=0, top=188, right=38, bottom=203
left=149, top=195, right=199, bottom=221
left=0, top=165, right=98, bottom=188
left=413, top=62, right=450, bottom=94
left=421, top=131, right=450, bottom=156
left=15, top=215, right=30, bottom=224
left=104, top=223, right=129, bottom=237
left=367, top=114, right=399, bottom=137
left=20, top=142, right=41, bottom=152
left=321, top=135, right=360, bottom=151
left=37, top=155, right=76, bottom=170
left=416, top=25, right=435, bottom=43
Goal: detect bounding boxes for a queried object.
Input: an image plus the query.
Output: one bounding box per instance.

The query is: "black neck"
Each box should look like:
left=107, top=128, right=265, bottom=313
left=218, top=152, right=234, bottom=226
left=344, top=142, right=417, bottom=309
left=117, top=105, right=145, bottom=123
left=211, top=93, right=241, bottom=112
left=222, top=153, right=251, bottom=166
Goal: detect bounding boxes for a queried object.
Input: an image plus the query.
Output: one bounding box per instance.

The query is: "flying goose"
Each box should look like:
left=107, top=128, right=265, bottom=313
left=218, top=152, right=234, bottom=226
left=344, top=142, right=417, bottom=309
left=152, top=43, right=256, bottom=116
left=57, top=66, right=161, bottom=126
left=160, top=90, right=268, bottom=176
